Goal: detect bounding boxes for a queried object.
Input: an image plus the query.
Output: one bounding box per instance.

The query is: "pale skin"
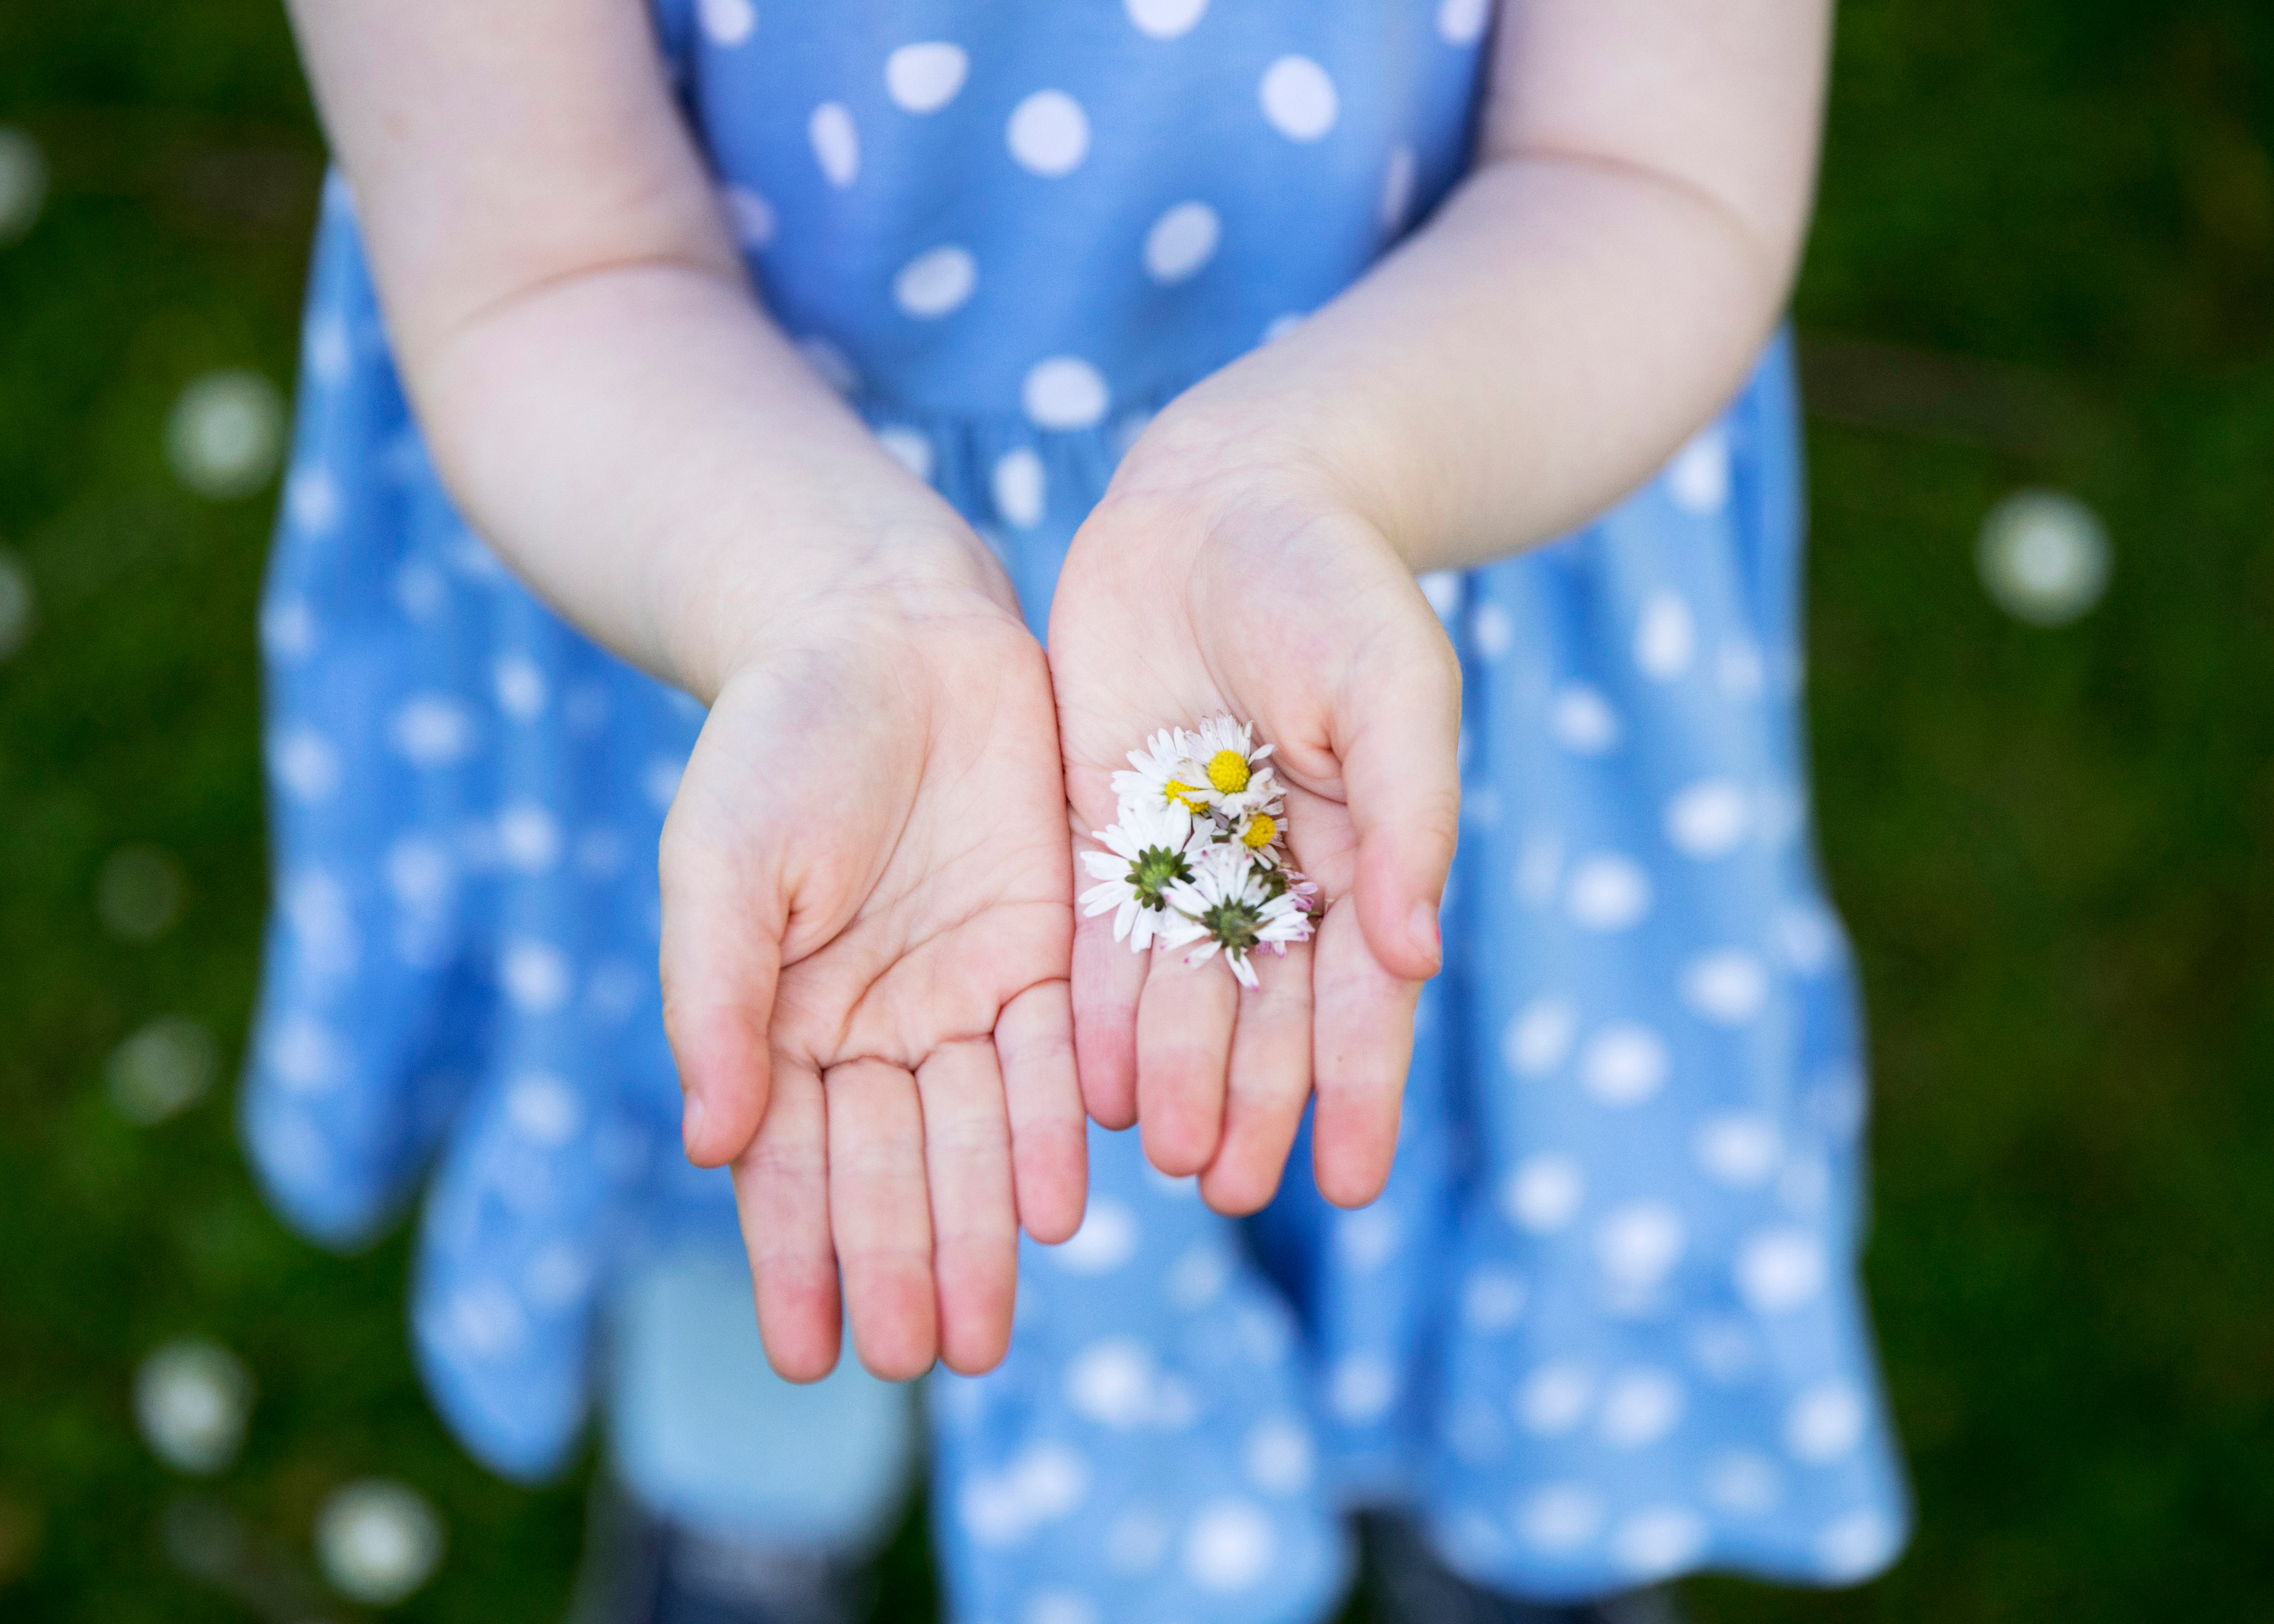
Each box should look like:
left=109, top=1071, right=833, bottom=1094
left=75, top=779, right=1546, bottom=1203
left=286, top=0, right=1828, bottom=1378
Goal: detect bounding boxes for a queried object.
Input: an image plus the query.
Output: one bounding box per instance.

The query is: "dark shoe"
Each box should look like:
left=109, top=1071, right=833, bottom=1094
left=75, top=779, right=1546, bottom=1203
left=1358, top=1512, right=1689, bottom=1624
left=565, top=1476, right=869, bottom=1624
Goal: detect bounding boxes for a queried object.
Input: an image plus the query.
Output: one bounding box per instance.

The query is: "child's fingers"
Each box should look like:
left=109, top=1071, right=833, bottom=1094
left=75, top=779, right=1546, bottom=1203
left=1200, top=937, right=1314, bottom=1216
left=1134, top=937, right=1237, bottom=1177
left=732, top=1054, right=840, bottom=1382
left=995, top=979, right=1089, bottom=1245
left=658, top=818, right=787, bottom=1170
left=1069, top=876, right=1149, bottom=1130
left=916, top=1040, right=1021, bottom=1374
left=1309, top=895, right=1422, bottom=1208
left=1334, top=621, right=1462, bottom=984
left=825, top=1057, right=939, bottom=1382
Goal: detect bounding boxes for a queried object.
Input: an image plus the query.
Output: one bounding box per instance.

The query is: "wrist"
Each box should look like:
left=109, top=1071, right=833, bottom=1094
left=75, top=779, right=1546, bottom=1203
left=664, top=517, right=1020, bottom=704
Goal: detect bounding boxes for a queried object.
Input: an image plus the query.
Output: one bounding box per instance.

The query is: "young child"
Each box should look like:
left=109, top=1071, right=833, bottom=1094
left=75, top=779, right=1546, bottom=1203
left=245, top=0, right=1907, bottom=1618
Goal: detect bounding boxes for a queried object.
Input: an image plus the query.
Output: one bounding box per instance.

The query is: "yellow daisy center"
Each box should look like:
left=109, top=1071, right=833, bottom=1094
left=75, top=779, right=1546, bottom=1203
left=1206, top=749, right=1250, bottom=795
left=1241, top=813, right=1277, bottom=849
left=1162, top=779, right=1203, bottom=809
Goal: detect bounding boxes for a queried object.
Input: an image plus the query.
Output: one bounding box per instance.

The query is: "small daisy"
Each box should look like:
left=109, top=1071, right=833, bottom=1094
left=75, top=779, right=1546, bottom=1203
left=1179, top=712, right=1278, bottom=817
left=1080, top=796, right=1201, bottom=949
left=1158, top=845, right=1314, bottom=989
left=1112, top=727, right=1211, bottom=815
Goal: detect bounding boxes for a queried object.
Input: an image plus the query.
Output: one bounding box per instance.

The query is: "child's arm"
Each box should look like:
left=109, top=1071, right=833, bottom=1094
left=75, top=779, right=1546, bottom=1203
left=288, top=0, right=1088, bottom=1381
left=1164, top=0, right=1832, bottom=570
left=1049, top=1, right=1830, bottom=1211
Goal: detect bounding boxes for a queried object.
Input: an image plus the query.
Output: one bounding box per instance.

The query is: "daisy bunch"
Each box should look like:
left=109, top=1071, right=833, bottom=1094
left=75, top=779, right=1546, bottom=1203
left=1082, top=713, right=1317, bottom=984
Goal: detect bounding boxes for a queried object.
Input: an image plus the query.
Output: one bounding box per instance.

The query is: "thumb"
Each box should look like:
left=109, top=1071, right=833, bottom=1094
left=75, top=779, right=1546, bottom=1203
left=659, top=811, right=788, bottom=1169
left=1333, top=612, right=1462, bottom=983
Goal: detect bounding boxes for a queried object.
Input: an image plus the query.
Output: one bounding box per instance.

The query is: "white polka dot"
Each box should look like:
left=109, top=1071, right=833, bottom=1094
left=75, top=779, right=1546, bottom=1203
left=960, top=1443, right=1091, bottom=1546
left=385, top=838, right=453, bottom=911
left=697, top=0, right=755, bottom=46
left=1502, top=1154, right=1584, bottom=1233
left=271, top=727, right=342, bottom=800
left=1417, top=570, right=1464, bottom=619
left=1704, top=1451, right=1783, bottom=1515
left=1007, top=91, right=1091, bottom=176
left=1259, top=56, right=1338, bottom=142
left=1687, top=1317, right=1763, bottom=1385
left=1785, top=1381, right=1867, bottom=1462
left=893, top=244, right=976, bottom=317
left=642, top=755, right=686, bottom=810
left=389, top=696, right=476, bottom=767
left=884, top=42, right=968, bottom=113
left=1025, top=1590, right=1098, bottom=1624
left=991, top=447, right=1046, bottom=528
left=1666, top=425, right=1730, bottom=515
left=1437, top=0, right=1492, bottom=45
left=502, top=940, right=571, bottom=1012
left=1515, top=1362, right=1593, bottom=1435
left=506, top=1073, right=581, bottom=1146
left=797, top=335, right=860, bottom=395
left=1816, top=1510, right=1902, bottom=1580
left=1332, top=1206, right=1402, bottom=1272
left=876, top=426, right=934, bottom=481
left=1022, top=357, right=1109, bottom=429
left=1461, top=1267, right=1527, bottom=1331
left=1517, top=1484, right=1602, bottom=1550
left=1051, top=1197, right=1139, bottom=1273
left=1599, top=1369, right=1685, bottom=1448
left=497, top=803, right=562, bottom=872
left=1514, top=830, right=1562, bottom=908
left=494, top=656, right=547, bottom=720
left=1243, top=1418, right=1313, bottom=1493
left=1549, top=685, right=1622, bottom=753
left=1635, top=591, right=1696, bottom=678
left=809, top=101, right=859, bottom=187
left=524, top=1241, right=593, bottom=1308
left=1736, top=1228, right=1826, bottom=1314
left=1610, top=1507, right=1708, bottom=1578
left=1681, top=950, right=1769, bottom=1024
left=1580, top=1023, right=1669, bottom=1107
left=1380, top=144, right=1417, bottom=231
left=1665, top=778, right=1751, bottom=857
left=1566, top=853, right=1652, bottom=931
left=286, top=467, right=340, bottom=534
left=1182, top=1500, right=1274, bottom=1591
left=1065, top=1338, right=1158, bottom=1429
left=1262, top=312, right=1305, bottom=343
left=721, top=185, right=774, bottom=249
left=1125, top=0, right=1207, bottom=37
left=303, top=313, right=350, bottom=385
left=1143, top=201, right=1220, bottom=283
left=269, top=1016, right=345, bottom=1094
left=260, top=595, right=317, bottom=663
left=1777, top=901, right=1843, bottom=974
left=1595, top=1202, right=1686, bottom=1291
left=1165, top=1241, right=1230, bottom=1311
left=1328, top=1352, right=1399, bottom=1423
left=1694, top=1115, right=1780, bottom=1186
left=1502, top=995, right=1577, bottom=1078
left=1469, top=599, right=1514, bottom=661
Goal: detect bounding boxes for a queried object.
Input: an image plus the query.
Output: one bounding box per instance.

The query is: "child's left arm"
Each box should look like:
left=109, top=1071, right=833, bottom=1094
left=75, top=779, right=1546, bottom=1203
left=1049, top=0, right=1832, bottom=1212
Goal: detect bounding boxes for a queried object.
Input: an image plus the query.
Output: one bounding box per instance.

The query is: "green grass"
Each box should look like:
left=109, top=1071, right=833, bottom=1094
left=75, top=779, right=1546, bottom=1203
left=2, top=1, right=2270, bottom=1619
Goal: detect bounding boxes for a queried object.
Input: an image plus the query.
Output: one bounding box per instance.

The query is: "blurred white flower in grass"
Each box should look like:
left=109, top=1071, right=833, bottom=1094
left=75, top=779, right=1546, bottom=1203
left=0, top=548, right=33, bottom=660
left=1978, top=489, right=2111, bottom=626
left=0, top=128, right=45, bottom=243
left=316, top=1480, right=445, bottom=1607
left=134, top=1340, right=254, bottom=1474
left=97, top=844, right=185, bottom=940
left=108, top=1015, right=220, bottom=1125
left=167, top=370, right=287, bottom=500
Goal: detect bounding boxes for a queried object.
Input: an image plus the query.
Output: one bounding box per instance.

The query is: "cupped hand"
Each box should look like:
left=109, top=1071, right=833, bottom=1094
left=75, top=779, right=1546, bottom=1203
left=1048, top=422, right=1462, bottom=1215
left=660, top=556, right=1086, bottom=1383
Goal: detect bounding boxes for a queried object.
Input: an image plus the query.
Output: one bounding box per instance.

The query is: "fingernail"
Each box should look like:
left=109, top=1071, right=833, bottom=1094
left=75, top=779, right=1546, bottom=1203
left=681, top=1092, right=708, bottom=1159
left=1409, top=900, right=1442, bottom=971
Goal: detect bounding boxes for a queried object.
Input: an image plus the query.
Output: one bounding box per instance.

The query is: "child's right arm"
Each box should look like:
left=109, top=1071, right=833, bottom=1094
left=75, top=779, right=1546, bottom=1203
left=287, top=0, right=1088, bottom=1382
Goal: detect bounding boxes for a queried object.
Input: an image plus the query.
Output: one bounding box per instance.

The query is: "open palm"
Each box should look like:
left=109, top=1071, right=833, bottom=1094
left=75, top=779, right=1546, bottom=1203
left=660, top=590, right=1084, bottom=1381
left=1049, top=461, right=1462, bottom=1215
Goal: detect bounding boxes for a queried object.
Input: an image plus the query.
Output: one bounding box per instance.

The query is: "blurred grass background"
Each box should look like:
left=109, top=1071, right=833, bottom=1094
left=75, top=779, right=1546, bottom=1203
left=1, top=1, right=2269, bottom=1619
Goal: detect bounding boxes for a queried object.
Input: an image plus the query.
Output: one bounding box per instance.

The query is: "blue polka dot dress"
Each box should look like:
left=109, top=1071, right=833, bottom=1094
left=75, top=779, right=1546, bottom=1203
left=243, top=0, right=1911, bottom=1614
